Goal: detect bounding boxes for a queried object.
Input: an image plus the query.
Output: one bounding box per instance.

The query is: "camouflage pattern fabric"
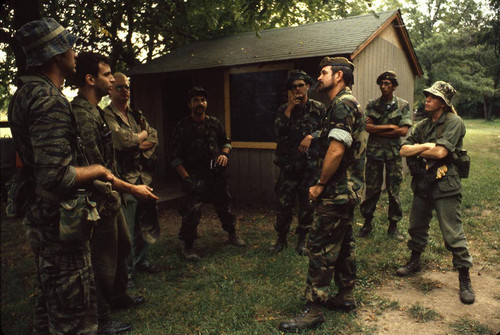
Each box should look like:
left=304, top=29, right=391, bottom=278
left=171, top=115, right=234, bottom=243
left=305, top=204, right=356, bottom=303
left=103, top=104, right=158, bottom=185
left=361, top=96, right=410, bottom=222
left=8, top=75, right=97, bottom=334
left=274, top=99, right=326, bottom=171
left=365, top=96, right=412, bottom=161
left=274, top=166, right=316, bottom=236
left=274, top=99, right=325, bottom=236
left=72, top=95, right=131, bottom=323
left=305, top=87, right=366, bottom=304
left=402, top=111, right=472, bottom=268
left=360, top=158, right=403, bottom=222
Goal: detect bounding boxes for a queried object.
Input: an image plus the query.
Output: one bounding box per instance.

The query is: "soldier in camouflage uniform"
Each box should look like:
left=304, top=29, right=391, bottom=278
left=359, top=71, right=412, bottom=241
left=397, top=81, right=475, bottom=305
left=104, top=73, right=161, bottom=286
left=171, top=87, right=246, bottom=261
left=71, top=52, right=157, bottom=334
left=279, top=57, right=367, bottom=333
left=8, top=18, right=119, bottom=334
left=271, top=70, right=326, bottom=255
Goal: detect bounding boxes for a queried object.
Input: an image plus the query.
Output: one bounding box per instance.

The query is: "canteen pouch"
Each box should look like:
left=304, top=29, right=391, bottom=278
left=453, top=149, right=470, bottom=179
left=59, top=193, right=100, bottom=242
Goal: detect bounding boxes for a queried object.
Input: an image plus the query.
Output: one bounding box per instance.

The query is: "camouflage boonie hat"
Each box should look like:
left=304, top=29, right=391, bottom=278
left=319, top=56, right=354, bottom=71
left=423, top=81, right=456, bottom=106
left=15, top=18, right=79, bottom=68
left=188, top=86, right=208, bottom=100
left=377, top=71, right=398, bottom=86
left=286, top=70, right=314, bottom=90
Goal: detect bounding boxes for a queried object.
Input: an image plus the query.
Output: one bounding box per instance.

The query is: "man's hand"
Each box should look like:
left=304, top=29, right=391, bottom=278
left=216, top=154, right=228, bottom=167
left=299, top=135, right=313, bottom=153
left=309, top=184, right=324, bottom=201
left=284, top=94, right=302, bottom=118
left=131, top=184, right=159, bottom=201
left=366, top=116, right=374, bottom=125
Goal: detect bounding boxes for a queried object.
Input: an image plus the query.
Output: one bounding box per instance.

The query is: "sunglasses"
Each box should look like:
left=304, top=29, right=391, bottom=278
left=116, top=84, right=130, bottom=92
left=291, top=83, right=306, bottom=89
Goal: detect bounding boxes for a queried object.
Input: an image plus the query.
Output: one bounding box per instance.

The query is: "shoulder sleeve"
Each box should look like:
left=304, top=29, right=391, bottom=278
left=73, top=104, right=105, bottom=166
left=398, top=99, right=413, bottom=127
left=326, top=97, right=358, bottom=147
left=436, top=114, right=465, bottom=153
left=214, top=117, right=231, bottom=150
left=30, top=94, right=76, bottom=193
left=102, top=108, right=140, bottom=151
left=171, top=119, right=186, bottom=167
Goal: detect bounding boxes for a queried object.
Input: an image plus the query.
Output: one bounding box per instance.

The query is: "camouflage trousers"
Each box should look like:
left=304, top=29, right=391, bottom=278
left=360, top=157, right=403, bottom=222
left=407, top=192, right=473, bottom=268
left=305, top=203, right=356, bottom=304
left=178, top=172, right=236, bottom=244
left=274, top=169, right=316, bottom=236
left=26, top=200, right=98, bottom=334
left=91, top=210, right=131, bottom=323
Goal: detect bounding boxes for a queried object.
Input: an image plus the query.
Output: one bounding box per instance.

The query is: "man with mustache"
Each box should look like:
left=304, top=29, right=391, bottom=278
left=171, top=87, right=246, bottom=261
left=72, top=52, right=157, bottom=334
left=358, top=71, right=412, bottom=240
left=279, top=57, right=367, bottom=332
left=270, top=70, right=326, bottom=255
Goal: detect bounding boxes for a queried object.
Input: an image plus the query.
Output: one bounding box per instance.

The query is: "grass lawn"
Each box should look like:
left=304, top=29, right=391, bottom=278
left=1, top=119, right=498, bottom=334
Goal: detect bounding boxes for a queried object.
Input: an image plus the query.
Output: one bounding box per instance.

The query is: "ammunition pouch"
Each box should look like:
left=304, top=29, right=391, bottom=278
left=453, top=149, right=470, bottom=179
left=406, top=156, right=425, bottom=177
left=59, top=190, right=100, bottom=242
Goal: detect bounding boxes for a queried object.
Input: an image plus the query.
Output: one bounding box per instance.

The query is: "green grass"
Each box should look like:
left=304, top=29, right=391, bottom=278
left=1, top=119, right=499, bottom=334
left=450, top=318, right=495, bottom=335
left=407, top=303, right=442, bottom=322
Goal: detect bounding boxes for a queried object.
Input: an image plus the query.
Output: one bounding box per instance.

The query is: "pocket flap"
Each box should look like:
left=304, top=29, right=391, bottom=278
left=60, top=199, right=78, bottom=210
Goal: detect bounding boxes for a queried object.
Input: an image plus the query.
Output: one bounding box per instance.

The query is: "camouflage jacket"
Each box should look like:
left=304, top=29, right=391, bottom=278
left=366, top=96, right=412, bottom=160
left=402, top=111, right=465, bottom=199
left=8, top=75, right=78, bottom=223
left=318, top=87, right=367, bottom=205
left=103, top=103, right=158, bottom=185
left=171, top=115, right=231, bottom=173
left=274, top=99, right=326, bottom=171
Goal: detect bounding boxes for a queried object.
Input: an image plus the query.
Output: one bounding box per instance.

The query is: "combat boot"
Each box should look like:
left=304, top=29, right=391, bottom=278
left=388, top=220, right=405, bottom=241
left=357, top=218, right=373, bottom=237
left=295, top=232, right=308, bottom=256
left=278, top=302, right=325, bottom=332
left=228, top=231, right=246, bottom=247
left=325, top=287, right=356, bottom=311
left=396, top=250, right=421, bottom=276
left=458, top=267, right=475, bottom=304
left=183, top=242, right=200, bottom=261
left=268, top=235, right=287, bottom=253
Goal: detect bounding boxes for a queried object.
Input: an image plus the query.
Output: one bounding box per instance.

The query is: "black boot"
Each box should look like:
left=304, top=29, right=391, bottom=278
left=295, top=233, right=308, bottom=256
left=388, top=220, right=405, bottom=241
left=458, top=267, right=475, bottom=304
left=278, top=302, right=325, bottom=332
left=182, top=241, right=200, bottom=261
left=325, top=287, right=356, bottom=311
left=357, top=218, right=373, bottom=237
left=396, top=250, right=421, bottom=276
left=269, top=235, right=287, bottom=253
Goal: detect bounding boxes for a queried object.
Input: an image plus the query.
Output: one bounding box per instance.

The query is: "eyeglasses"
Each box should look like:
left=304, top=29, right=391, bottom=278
left=291, top=83, right=306, bottom=89
left=116, top=85, right=130, bottom=92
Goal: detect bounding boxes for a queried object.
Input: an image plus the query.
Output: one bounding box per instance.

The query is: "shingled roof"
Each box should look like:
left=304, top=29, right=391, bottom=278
left=130, top=9, right=421, bottom=76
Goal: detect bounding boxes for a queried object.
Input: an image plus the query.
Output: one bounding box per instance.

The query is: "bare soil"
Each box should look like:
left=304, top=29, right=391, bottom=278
left=357, top=264, right=500, bottom=334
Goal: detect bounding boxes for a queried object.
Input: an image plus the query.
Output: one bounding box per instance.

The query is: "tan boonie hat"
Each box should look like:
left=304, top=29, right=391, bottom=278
left=319, top=56, right=354, bottom=71
left=423, top=81, right=456, bottom=106
left=377, top=71, right=398, bottom=86
left=15, top=17, right=79, bottom=68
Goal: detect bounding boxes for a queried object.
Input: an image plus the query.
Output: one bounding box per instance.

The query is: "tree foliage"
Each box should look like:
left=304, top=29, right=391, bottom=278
left=403, top=0, right=499, bottom=119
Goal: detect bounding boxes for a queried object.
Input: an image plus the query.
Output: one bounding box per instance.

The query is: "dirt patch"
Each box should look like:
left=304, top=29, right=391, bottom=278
left=358, top=264, right=500, bottom=334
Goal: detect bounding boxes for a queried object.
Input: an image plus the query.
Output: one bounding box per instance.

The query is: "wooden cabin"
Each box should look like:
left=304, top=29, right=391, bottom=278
left=129, top=9, right=422, bottom=202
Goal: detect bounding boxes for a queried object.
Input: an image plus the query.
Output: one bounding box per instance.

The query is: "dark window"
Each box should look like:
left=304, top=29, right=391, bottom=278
left=229, top=70, right=288, bottom=142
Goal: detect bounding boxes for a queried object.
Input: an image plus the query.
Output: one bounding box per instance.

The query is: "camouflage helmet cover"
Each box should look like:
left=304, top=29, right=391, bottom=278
left=15, top=18, right=79, bottom=68
left=423, top=81, right=456, bottom=106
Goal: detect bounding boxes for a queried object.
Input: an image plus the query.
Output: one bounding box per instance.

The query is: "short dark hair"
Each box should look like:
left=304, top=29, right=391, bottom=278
left=331, top=65, right=354, bottom=86
left=73, top=52, right=110, bottom=88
